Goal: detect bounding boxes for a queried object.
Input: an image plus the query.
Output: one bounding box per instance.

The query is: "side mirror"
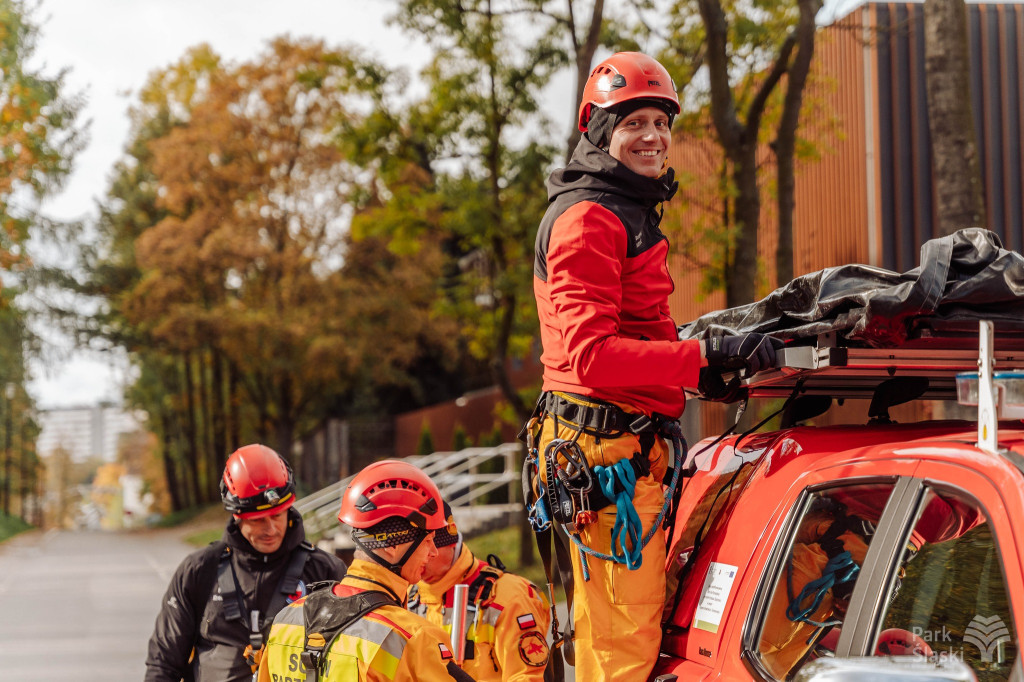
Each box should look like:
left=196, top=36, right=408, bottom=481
left=794, top=656, right=977, bottom=682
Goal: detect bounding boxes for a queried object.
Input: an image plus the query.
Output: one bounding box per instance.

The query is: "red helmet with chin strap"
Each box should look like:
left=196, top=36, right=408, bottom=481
left=339, top=459, right=446, bottom=532
left=578, top=51, right=680, bottom=132
left=220, top=444, right=295, bottom=519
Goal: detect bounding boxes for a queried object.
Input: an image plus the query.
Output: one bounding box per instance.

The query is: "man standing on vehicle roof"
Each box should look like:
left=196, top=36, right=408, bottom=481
left=409, top=501, right=551, bottom=681
left=144, top=444, right=347, bottom=682
left=257, top=460, right=476, bottom=682
left=526, top=51, right=781, bottom=680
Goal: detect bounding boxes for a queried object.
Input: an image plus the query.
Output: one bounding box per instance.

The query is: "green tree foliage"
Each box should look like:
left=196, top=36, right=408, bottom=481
left=0, top=0, right=83, bottom=271
left=347, top=0, right=564, bottom=423
left=663, top=0, right=822, bottom=303
left=0, top=0, right=70, bottom=523
left=416, top=421, right=435, bottom=456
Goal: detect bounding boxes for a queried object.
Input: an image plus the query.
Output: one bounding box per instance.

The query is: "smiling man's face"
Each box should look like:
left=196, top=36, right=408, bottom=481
left=608, top=106, right=671, bottom=178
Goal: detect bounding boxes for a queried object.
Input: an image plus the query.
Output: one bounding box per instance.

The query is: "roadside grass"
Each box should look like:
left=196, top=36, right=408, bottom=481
left=0, top=513, right=32, bottom=544
left=152, top=504, right=226, bottom=547
left=185, top=527, right=224, bottom=546
left=465, top=525, right=548, bottom=587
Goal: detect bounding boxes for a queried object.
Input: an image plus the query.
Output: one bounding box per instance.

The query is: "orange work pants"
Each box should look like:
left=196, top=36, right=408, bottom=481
left=540, top=409, right=669, bottom=682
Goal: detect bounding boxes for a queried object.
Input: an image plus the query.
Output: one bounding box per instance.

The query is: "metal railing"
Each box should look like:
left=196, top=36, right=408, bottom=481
left=294, top=442, right=523, bottom=541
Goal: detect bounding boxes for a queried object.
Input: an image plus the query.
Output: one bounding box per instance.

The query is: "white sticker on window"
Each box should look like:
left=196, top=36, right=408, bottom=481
left=693, top=561, right=738, bottom=634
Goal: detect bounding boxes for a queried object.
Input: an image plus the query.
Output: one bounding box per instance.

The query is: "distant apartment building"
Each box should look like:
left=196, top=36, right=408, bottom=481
left=36, top=403, right=147, bottom=462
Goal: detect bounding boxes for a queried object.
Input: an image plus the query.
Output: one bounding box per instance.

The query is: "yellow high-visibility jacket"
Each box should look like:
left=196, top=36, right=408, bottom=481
left=257, top=559, right=472, bottom=682
left=411, top=546, right=550, bottom=681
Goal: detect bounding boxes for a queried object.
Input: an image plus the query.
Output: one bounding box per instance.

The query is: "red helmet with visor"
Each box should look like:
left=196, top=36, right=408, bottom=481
left=220, top=444, right=295, bottom=519
left=578, top=51, right=680, bottom=132
left=339, top=459, right=446, bottom=531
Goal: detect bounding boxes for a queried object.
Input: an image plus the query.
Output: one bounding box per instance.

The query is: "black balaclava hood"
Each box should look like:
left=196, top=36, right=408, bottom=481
left=585, top=98, right=677, bottom=150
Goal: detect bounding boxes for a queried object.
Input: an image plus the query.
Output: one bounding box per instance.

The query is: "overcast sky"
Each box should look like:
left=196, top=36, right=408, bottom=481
left=26, top=0, right=430, bottom=409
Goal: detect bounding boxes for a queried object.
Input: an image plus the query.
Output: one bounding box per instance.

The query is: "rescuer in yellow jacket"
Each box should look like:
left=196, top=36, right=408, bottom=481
left=409, top=503, right=551, bottom=681
left=257, top=460, right=475, bottom=682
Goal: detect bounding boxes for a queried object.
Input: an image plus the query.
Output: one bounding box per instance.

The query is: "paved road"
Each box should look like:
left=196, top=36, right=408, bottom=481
left=0, top=528, right=195, bottom=681
left=0, top=527, right=578, bottom=681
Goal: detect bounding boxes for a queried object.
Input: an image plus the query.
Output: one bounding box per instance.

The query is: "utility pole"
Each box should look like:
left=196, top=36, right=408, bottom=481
left=3, top=384, right=13, bottom=517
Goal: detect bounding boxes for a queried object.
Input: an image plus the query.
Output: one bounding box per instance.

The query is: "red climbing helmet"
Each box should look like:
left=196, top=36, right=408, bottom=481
left=338, top=460, right=447, bottom=532
left=578, top=51, right=680, bottom=132
left=220, top=444, right=295, bottom=519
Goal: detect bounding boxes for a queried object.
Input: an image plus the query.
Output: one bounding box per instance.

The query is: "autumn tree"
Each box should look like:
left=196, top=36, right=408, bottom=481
left=666, top=0, right=822, bottom=303
left=0, top=0, right=83, bottom=271
left=71, top=47, right=224, bottom=508
left=384, top=0, right=564, bottom=423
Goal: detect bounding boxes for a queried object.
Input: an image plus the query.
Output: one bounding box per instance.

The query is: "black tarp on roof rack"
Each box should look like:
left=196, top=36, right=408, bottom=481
left=677, top=228, right=1024, bottom=348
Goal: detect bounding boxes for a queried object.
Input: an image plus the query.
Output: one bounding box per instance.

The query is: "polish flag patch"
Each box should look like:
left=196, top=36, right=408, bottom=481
left=517, top=613, right=537, bottom=630
left=438, top=643, right=453, bottom=660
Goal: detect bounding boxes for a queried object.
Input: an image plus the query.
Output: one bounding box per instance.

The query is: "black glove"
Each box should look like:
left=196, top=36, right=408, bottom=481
left=704, top=333, right=783, bottom=376
left=698, top=367, right=742, bottom=402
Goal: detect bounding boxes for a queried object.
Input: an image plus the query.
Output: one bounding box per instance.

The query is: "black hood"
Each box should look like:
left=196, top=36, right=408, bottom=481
left=547, top=135, right=677, bottom=208
left=224, top=506, right=305, bottom=569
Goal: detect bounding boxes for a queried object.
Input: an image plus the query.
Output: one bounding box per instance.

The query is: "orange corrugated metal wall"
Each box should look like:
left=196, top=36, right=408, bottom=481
left=666, top=8, right=874, bottom=325
left=666, top=2, right=1024, bottom=323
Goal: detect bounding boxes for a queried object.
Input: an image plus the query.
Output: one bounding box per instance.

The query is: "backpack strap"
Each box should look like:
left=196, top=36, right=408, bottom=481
left=263, top=542, right=314, bottom=631
left=216, top=547, right=245, bottom=624
left=301, top=586, right=397, bottom=682
left=467, top=562, right=503, bottom=607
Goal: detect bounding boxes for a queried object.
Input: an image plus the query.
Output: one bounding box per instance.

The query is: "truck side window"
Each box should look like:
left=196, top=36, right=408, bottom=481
left=874, top=487, right=1016, bottom=682
left=753, top=483, right=896, bottom=681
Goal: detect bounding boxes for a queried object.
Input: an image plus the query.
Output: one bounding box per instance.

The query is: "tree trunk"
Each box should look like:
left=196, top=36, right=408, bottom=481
left=200, top=351, right=218, bottom=499
left=699, top=0, right=803, bottom=307
left=924, top=0, right=986, bottom=236
left=228, top=362, right=241, bottom=455
left=727, top=149, right=760, bottom=307
left=274, top=374, right=295, bottom=462
left=774, top=0, right=821, bottom=286
left=563, top=0, right=606, bottom=161
left=159, top=413, right=184, bottom=512
left=211, top=348, right=228, bottom=475
left=181, top=352, right=202, bottom=505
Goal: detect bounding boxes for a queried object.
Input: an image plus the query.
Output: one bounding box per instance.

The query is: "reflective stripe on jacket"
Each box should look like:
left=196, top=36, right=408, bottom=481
left=258, top=560, right=472, bottom=682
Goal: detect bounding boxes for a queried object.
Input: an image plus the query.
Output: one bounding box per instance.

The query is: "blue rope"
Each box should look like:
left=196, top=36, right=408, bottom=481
left=594, top=460, right=644, bottom=569
left=568, top=430, right=684, bottom=572
left=785, top=550, right=859, bottom=627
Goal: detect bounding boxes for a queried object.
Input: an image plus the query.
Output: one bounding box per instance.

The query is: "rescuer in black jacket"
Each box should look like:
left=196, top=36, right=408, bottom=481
left=144, top=444, right=347, bottom=682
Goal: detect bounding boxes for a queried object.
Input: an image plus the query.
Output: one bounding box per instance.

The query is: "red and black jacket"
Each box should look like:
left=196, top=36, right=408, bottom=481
left=534, top=137, right=701, bottom=418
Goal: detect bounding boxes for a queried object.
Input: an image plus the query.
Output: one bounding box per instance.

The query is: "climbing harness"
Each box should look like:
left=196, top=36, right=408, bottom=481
left=521, top=392, right=688, bottom=572
left=518, top=391, right=690, bottom=679
left=216, top=542, right=313, bottom=670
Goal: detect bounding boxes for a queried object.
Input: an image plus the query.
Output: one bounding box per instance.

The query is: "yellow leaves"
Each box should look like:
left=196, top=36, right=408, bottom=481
left=0, top=0, right=82, bottom=268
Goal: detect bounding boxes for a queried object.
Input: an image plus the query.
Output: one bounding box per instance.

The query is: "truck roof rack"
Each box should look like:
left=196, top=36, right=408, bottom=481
left=739, top=331, right=1024, bottom=401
